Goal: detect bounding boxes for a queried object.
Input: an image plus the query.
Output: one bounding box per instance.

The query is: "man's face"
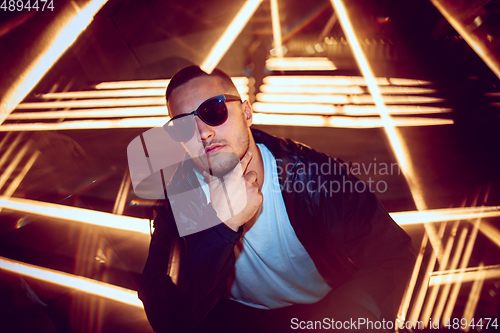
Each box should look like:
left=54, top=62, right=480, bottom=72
left=167, top=76, right=252, bottom=177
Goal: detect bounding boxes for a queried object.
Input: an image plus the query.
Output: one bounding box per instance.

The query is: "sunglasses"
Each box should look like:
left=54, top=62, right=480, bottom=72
left=164, top=94, right=241, bottom=142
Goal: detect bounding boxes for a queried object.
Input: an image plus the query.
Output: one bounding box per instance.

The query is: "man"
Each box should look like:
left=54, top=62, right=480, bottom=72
left=138, top=66, right=415, bottom=332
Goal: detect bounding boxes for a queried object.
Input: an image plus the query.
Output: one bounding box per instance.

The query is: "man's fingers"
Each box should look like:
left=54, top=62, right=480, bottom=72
left=244, top=170, right=258, bottom=183
left=240, top=151, right=253, bottom=174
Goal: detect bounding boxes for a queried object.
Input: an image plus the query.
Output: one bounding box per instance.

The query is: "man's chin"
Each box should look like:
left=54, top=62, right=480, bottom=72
left=205, top=152, right=240, bottom=177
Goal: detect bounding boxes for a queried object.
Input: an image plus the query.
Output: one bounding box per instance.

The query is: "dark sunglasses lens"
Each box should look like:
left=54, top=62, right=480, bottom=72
left=198, top=98, right=228, bottom=126
left=165, top=116, right=195, bottom=142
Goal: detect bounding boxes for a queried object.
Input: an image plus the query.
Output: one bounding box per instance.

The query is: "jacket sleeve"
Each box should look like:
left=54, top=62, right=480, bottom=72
left=138, top=201, right=242, bottom=332
left=323, top=174, right=416, bottom=325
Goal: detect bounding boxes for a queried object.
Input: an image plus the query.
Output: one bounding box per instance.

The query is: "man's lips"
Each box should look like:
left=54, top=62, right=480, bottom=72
left=204, top=144, right=224, bottom=155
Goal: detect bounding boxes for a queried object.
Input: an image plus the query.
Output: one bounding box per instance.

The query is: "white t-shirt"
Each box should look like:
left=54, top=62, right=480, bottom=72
left=196, top=143, right=331, bottom=309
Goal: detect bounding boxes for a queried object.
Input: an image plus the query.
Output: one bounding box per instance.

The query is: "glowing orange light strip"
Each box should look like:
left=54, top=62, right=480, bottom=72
left=0, top=0, right=109, bottom=124
left=254, top=114, right=452, bottom=128
left=2, top=151, right=40, bottom=199
left=0, top=117, right=169, bottom=131
left=260, top=84, right=437, bottom=94
left=407, top=222, right=446, bottom=324
left=253, top=102, right=452, bottom=115
left=398, top=232, right=428, bottom=323
left=420, top=220, right=460, bottom=324
left=261, top=84, right=364, bottom=94
left=0, top=142, right=31, bottom=189
left=95, top=80, right=170, bottom=89
left=270, top=0, right=283, bottom=57
left=429, top=0, right=500, bottom=79
left=0, top=196, right=150, bottom=234
left=253, top=113, right=328, bottom=126
left=0, top=256, right=142, bottom=307
left=263, top=76, right=433, bottom=86
left=265, top=57, right=337, bottom=71
left=8, top=106, right=168, bottom=120
left=113, top=170, right=131, bottom=215
left=94, top=77, right=249, bottom=90
left=389, top=78, right=433, bottom=86
left=200, top=0, right=263, bottom=73
left=432, top=227, right=468, bottom=321
left=40, top=89, right=169, bottom=99
left=351, top=95, right=444, bottom=104
left=281, top=2, right=329, bottom=44
left=330, top=0, right=424, bottom=205
left=264, top=75, right=389, bottom=86
left=462, top=262, right=485, bottom=329
left=478, top=222, right=500, bottom=249
left=256, top=93, right=349, bottom=104
left=390, top=206, right=500, bottom=225
left=0, top=149, right=40, bottom=215
left=16, top=97, right=166, bottom=109
left=376, top=86, right=438, bottom=94
left=442, top=217, right=482, bottom=323
left=0, top=132, right=13, bottom=152
left=428, top=265, right=500, bottom=286
left=0, top=133, right=24, bottom=170
left=2, top=196, right=498, bottom=242
left=256, top=93, right=444, bottom=105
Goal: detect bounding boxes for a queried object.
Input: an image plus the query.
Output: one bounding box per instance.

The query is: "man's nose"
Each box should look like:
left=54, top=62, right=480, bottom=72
left=195, top=117, right=215, bottom=141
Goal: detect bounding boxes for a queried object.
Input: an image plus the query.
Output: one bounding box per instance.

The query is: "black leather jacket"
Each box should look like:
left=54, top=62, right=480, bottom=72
left=138, top=129, right=415, bottom=332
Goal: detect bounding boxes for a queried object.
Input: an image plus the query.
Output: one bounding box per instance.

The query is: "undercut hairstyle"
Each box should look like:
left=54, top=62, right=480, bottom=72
left=165, top=66, right=239, bottom=103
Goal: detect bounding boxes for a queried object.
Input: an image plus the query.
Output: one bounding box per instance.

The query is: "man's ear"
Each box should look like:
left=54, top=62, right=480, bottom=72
left=242, top=100, right=253, bottom=126
left=166, top=101, right=171, bottom=118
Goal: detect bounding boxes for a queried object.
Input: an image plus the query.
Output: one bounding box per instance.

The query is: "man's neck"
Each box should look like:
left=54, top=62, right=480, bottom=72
left=247, top=141, right=265, bottom=191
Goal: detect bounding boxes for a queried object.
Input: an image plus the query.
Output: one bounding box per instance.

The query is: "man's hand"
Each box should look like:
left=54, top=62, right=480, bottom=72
left=203, top=151, right=263, bottom=231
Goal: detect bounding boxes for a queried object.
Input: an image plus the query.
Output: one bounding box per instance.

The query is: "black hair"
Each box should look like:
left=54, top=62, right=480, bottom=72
left=165, top=65, right=239, bottom=103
